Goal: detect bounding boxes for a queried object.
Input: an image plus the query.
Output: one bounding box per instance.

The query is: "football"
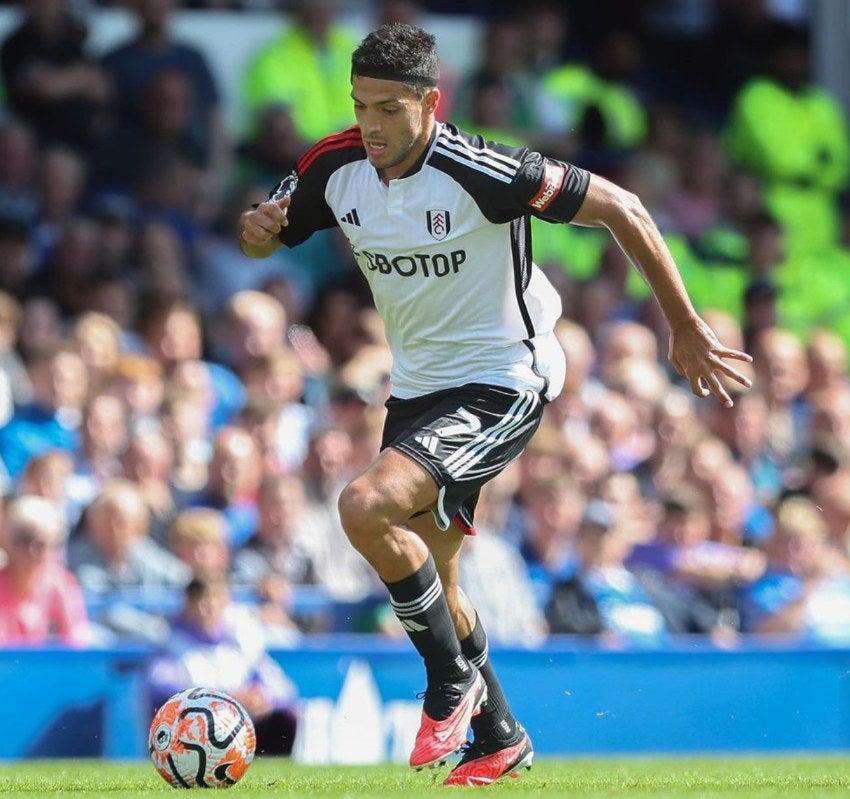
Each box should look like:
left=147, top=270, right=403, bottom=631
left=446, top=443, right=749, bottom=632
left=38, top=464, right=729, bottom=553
left=149, top=687, right=256, bottom=789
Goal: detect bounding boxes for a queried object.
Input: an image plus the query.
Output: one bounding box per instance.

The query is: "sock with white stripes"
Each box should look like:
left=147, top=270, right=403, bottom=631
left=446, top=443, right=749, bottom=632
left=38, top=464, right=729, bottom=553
left=383, top=554, right=469, bottom=687
left=460, top=613, right=517, bottom=742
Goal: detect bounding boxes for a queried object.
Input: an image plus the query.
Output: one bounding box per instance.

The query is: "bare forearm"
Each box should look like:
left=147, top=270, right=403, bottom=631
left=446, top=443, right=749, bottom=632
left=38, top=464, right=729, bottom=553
left=607, top=199, right=698, bottom=331
left=570, top=173, right=697, bottom=331
left=570, top=171, right=752, bottom=405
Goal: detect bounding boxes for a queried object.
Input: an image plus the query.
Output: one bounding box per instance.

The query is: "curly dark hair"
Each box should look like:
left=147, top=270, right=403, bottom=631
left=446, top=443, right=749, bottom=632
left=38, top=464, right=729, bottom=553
left=351, top=24, right=439, bottom=91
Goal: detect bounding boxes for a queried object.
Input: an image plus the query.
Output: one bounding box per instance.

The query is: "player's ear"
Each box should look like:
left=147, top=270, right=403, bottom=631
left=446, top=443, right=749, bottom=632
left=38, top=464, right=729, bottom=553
left=423, top=87, right=440, bottom=115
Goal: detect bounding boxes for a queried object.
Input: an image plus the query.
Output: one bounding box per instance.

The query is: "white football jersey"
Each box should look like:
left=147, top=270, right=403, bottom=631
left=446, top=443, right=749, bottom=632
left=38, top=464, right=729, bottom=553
left=277, top=122, right=590, bottom=401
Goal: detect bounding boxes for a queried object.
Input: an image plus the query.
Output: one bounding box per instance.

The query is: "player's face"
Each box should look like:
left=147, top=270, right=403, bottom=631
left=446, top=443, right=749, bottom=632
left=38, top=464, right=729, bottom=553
left=352, top=76, right=439, bottom=182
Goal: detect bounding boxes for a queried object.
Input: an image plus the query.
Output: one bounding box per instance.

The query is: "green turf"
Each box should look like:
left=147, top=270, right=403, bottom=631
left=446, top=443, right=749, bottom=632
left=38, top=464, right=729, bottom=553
left=1, top=756, right=849, bottom=798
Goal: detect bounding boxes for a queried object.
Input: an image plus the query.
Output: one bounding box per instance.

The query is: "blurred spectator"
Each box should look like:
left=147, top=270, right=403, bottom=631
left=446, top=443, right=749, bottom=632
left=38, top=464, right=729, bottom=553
left=133, top=218, right=192, bottom=301
left=306, top=279, right=376, bottom=370
left=515, top=472, right=584, bottom=610
left=26, top=215, right=104, bottom=319
left=458, top=473, right=547, bottom=647
left=669, top=130, right=729, bottom=238
left=231, top=473, right=318, bottom=632
left=596, top=319, right=659, bottom=381
left=692, top=169, right=764, bottom=268
left=590, top=389, right=656, bottom=478
left=84, top=273, right=141, bottom=350
left=724, top=22, right=850, bottom=256
left=18, top=299, right=63, bottom=366
left=99, top=0, right=227, bottom=206
left=63, top=390, right=129, bottom=523
left=238, top=348, right=314, bottom=472
left=0, top=342, right=88, bottom=480
left=18, top=449, right=75, bottom=528
left=109, top=353, right=165, bottom=434
left=546, top=499, right=668, bottom=647
left=810, top=469, right=850, bottom=557
left=121, top=427, right=186, bottom=544
left=33, top=144, right=87, bottom=265
left=70, top=311, right=122, bottom=392
left=138, top=297, right=244, bottom=431
left=169, top=506, right=231, bottom=578
left=740, top=495, right=850, bottom=645
left=232, top=472, right=314, bottom=579
left=234, top=104, right=306, bottom=190
left=68, top=478, right=189, bottom=595
left=87, top=194, right=138, bottom=277
left=707, top=461, right=774, bottom=547
left=221, top=289, right=287, bottom=369
left=751, top=327, right=812, bottom=486
left=520, top=0, right=573, bottom=77
left=0, top=117, right=39, bottom=218
left=628, top=485, right=765, bottom=639
left=0, top=0, right=112, bottom=152
left=188, top=425, right=262, bottom=549
left=806, top=328, right=850, bottom=397
left=160, top=389, right=211, bottom=494
left=0, top=202, right=38, bottom=296
left=146, top=572, right=299, bottom=754
left=92, top=68, right=205, bottom=200
left=0, top=494, right=89, bottom=646
left=458, top=73, right=527, bottom=147
left=541, top=27, right=647, bottom=158
left=242, top=0, right=357, bottom=142
left=454, top=17, right=559, bottom=141
left=77, top=391, right=128, bottom=483
left=297, top=426, right=376, bottom=603
left=545, top=318, right=605, bottom=439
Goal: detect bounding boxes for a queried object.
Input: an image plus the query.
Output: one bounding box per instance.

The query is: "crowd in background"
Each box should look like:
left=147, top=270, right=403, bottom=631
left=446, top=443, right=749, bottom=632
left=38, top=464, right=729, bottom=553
left=1, top=0, right=850, bottom=662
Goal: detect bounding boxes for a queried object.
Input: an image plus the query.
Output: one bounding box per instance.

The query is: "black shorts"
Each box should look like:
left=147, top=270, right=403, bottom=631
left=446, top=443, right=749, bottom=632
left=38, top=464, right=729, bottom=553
left=381, top=383, right=543, bottom=533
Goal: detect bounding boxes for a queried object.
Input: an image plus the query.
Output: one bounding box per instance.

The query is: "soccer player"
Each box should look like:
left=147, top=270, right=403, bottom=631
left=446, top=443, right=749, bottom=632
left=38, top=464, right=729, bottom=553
left=238, top=24, right=752, bottom=786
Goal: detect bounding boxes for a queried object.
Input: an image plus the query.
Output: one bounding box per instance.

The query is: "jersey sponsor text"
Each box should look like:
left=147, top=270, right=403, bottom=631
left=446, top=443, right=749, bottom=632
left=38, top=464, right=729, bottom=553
left=355, top=248, right=467, bottom=278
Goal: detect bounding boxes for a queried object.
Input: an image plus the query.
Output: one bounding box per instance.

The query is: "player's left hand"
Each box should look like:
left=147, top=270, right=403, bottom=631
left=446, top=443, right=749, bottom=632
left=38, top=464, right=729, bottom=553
left=668, top=316, right=752, bottom=407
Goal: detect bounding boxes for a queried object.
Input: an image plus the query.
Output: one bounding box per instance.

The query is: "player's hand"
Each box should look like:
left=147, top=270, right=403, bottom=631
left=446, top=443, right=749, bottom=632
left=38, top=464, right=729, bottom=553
left=668, top=316, right=753, bottom=407
left=239, top=196, right=291, bottom=246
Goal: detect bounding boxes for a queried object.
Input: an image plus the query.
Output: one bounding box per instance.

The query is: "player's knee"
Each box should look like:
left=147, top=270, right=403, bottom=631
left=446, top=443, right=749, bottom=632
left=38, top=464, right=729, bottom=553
left=337, top=480, right=385, bottom=550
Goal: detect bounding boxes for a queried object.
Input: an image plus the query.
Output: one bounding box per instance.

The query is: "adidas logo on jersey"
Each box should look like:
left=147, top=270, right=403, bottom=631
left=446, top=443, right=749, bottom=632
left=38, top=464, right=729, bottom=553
left=414, top=434, right=439, bottom=455
left=340, top=208, right=361, bottom=226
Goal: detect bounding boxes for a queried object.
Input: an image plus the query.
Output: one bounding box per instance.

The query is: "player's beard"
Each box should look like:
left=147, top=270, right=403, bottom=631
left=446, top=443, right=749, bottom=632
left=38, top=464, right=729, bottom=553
left=369, top=127, right=426, bottom=177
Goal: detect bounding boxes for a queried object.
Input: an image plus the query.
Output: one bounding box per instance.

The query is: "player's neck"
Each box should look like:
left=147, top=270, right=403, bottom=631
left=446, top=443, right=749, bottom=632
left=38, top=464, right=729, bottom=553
left=378, top=121, right=436, bottom=184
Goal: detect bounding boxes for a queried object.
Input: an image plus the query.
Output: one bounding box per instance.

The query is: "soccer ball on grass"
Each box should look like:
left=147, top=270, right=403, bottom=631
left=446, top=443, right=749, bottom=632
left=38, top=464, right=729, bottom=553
left=149, top=687, right=256, bottom=789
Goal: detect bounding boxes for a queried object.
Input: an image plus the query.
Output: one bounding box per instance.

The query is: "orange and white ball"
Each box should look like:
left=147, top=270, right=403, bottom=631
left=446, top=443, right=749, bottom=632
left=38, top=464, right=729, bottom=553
left=149, top=688, right=256, bottom=789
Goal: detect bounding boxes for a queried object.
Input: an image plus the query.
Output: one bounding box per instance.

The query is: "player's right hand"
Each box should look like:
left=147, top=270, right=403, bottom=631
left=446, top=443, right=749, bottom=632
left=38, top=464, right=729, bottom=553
left=239, top=196, right=291, bottom=246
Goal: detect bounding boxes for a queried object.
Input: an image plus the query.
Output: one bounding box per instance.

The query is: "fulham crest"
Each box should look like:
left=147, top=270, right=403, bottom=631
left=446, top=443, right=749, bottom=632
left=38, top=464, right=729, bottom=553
left=426, top=209, right=451, bottom=241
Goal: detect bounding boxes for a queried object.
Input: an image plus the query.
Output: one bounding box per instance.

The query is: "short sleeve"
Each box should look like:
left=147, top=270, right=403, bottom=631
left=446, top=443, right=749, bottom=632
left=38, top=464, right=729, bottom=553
left=430, top=128, right=590, bottom=225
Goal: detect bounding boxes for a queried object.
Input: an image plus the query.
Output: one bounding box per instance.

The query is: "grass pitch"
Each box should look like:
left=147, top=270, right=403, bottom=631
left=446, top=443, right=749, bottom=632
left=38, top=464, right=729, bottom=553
left=1, top=756, right=849, bottom=798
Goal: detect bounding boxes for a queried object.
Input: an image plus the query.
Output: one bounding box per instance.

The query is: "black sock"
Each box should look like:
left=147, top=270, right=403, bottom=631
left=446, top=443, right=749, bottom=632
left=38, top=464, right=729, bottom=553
left=459, top=613, right=517, bottom=742
left=383, top=554, right=469, bottom=686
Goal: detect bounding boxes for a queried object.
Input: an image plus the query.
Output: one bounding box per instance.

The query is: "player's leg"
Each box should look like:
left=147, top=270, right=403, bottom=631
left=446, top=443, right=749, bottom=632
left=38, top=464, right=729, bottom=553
left=345, top=383, right=543, bottom=772
left=337, top=447, right=486, bottom=768
left=410, top=515, right=534, bottom=785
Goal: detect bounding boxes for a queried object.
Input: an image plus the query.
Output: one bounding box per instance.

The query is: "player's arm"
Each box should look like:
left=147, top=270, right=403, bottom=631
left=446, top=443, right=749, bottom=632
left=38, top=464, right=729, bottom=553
left=238, top=196, right=290, bottom=258
left=571, top=173, right=752, bottom=406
